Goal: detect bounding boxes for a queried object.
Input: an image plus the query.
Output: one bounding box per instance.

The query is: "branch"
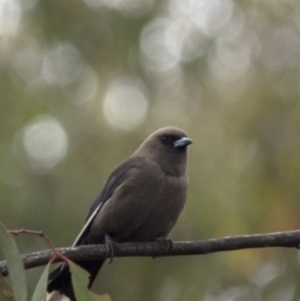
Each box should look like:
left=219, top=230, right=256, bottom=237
left=1, top=229, right=300, bottom=276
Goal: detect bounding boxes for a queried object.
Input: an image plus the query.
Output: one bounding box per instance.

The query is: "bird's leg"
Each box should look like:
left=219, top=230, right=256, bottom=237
left=104, top=234, right=119, bottom=264
left=155, top=237, right=173, bottom=253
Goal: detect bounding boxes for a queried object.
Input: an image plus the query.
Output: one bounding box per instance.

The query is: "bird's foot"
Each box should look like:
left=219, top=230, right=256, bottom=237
left=105, top=234, right=119, bottom=264
left=155, top=237, right=173, bottom=253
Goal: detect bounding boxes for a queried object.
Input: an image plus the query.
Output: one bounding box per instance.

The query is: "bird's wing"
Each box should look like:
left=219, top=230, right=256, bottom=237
left=72, top=156, right=143, bottom=246
left=48, top=156, right=144, bottom=287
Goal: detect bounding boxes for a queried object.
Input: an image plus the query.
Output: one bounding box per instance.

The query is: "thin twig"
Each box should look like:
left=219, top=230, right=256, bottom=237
left=8, top=229, right=59, bottom=257
left=5, top=228, right=72, bottom=276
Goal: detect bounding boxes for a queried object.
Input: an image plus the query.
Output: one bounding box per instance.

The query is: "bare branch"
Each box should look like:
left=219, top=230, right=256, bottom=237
left=1, top=229, right=300, bottom=277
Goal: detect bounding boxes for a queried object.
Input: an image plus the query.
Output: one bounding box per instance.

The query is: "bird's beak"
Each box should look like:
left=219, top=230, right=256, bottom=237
left=173, top=137, right=193, bottom=149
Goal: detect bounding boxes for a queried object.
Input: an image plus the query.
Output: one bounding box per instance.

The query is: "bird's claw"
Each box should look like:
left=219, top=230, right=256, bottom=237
left=105, top=234, right=119, bottom=264
left=156, top=237, right=173, bottom=252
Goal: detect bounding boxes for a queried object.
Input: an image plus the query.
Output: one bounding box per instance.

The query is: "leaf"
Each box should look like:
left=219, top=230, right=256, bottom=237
left=67, top=259, right=111, bottom=301
left=30, top=258, right=54, bottom=301
left=0, top=276, right=14, bottom=300
left=0, top=222, right=27, bottom=301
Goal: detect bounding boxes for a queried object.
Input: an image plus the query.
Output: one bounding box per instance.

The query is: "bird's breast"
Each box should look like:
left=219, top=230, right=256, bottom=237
left=132, top=174, right=188, bottom=240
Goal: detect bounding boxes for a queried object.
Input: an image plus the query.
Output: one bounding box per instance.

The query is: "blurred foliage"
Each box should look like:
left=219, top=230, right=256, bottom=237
left=0, top=222, right=27, bottom=301
left=68, top=258, right=112, bottom=301
left=0, top=221, right=111, bottom=301
left=1, top=0, right=300, bottom=300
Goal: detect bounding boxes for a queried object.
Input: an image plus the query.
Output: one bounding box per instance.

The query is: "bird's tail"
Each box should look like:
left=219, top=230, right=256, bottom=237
left=47, top=260, right=105, bottom=301
left=47, top=290, right=71, bottom=301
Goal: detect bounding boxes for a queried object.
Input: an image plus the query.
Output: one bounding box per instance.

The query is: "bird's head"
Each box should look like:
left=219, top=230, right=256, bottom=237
left=134, top=127, right=192, bottom=176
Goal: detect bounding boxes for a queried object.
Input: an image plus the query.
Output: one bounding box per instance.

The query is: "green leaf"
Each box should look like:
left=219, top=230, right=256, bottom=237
left=0, top=276, right=14, bottom=300
left=30, top=258, right=54, bottom=301
left=67, top=259, right=111, bottom=301
left=0, top=222, right=27, bottom=301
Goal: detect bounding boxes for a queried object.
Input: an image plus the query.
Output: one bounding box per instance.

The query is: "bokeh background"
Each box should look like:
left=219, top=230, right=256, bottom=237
left=1, top=0, right=300, bottom=300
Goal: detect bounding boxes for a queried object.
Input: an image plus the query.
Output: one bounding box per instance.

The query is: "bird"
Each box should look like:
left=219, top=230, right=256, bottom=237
left=47, top=126, right=192, bottom=301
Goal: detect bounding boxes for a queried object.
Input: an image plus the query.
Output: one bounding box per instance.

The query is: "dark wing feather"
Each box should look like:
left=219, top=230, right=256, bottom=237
left=72, top=156, right=143, bottom=246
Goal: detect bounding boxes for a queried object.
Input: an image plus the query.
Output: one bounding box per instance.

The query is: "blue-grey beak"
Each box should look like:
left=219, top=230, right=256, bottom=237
left=173, top=137, right=193, bottom=149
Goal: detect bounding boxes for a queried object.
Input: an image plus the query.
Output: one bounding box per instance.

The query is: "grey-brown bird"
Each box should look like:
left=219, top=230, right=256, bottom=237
left=47, top=126, right=192, bottom=301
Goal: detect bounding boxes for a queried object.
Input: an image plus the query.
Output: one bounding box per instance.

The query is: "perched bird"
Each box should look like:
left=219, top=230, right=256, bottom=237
left=47, top=126, right=192, bottom=301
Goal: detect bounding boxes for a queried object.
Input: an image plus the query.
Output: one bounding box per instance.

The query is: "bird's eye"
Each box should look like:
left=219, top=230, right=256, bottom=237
left=161, top=135, right=173, bottom=145
left=161, top=136, right=171, bottom=144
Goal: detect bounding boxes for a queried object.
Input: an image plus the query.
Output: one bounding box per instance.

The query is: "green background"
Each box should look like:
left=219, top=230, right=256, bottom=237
left=1, top=0, right=300, bottom=300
